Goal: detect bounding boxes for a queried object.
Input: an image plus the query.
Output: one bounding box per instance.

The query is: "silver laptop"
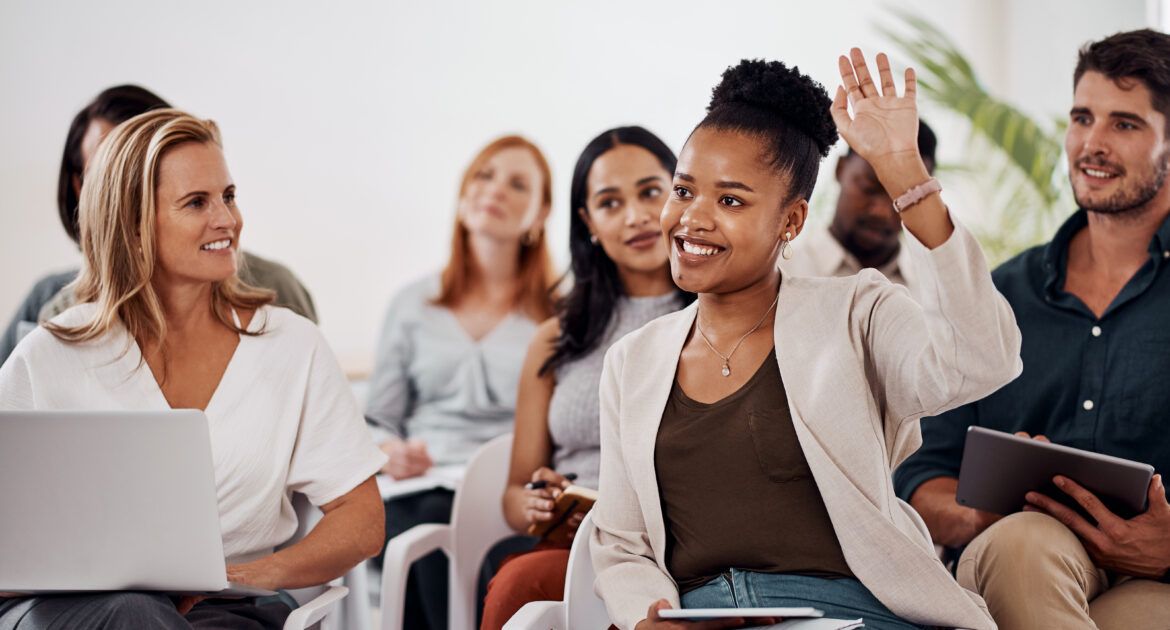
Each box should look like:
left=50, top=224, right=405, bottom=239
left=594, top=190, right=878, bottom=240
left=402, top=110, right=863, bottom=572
left=0, top=410, right=275, bottom=597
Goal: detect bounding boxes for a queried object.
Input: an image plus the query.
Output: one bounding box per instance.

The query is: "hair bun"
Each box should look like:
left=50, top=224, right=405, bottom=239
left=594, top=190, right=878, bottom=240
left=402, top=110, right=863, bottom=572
left=707, top=59, right=837, bottom=157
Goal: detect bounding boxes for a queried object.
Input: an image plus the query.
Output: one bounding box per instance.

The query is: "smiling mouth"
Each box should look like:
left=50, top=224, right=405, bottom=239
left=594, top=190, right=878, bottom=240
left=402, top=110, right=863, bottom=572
left=200, top=238, right=233, bottom=252
left=674, top=235, right=726, bottom=258
left=1078, top=162, right=1122, bottom=181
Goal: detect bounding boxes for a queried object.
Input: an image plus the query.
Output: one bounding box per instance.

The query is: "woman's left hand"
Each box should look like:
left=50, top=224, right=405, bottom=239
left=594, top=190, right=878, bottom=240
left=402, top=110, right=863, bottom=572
left=830, top=48, right=920, bottom=166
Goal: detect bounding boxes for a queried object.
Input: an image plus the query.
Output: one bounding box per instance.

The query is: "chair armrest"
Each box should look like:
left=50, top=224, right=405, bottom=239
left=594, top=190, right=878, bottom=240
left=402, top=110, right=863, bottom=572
left=503, top=600, right=564, bottom=630
left=283, top=585, right=349, bottom=630
left=380, top=523, right=451, bottom=630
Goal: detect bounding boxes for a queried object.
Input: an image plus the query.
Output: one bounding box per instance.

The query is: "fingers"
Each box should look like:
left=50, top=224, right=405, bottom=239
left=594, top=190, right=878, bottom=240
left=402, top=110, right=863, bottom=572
left=830, top=85, right=851, bottom=131
left=849, top=47, right=879, bottom=98
left=876, top=52, right=896, bottom=97
left=838, top=55, right=863, bottom=106
left=1149, top=474, right=1169, bottom=512
left=1025, top=490, right=1110, bottom=549
left=1055, top=476, right=1121, bottom=528
left=904, top=66, right=917, bottom=101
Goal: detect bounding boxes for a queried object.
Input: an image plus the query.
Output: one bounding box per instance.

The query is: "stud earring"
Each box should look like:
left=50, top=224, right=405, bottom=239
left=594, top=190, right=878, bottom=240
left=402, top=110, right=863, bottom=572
left=589, top=234, right=599, bottom=245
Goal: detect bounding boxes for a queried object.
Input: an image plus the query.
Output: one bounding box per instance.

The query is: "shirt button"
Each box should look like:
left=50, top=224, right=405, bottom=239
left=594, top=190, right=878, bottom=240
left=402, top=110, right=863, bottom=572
left=1091, top=326, right=1102, bottom=337
left=1083, top=399, right=1095, bottom=411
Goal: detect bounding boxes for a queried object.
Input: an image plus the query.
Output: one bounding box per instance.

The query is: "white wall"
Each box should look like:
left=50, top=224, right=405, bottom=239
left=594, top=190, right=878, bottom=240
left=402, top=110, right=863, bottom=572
left=0, top=0, right=1147, bottom=371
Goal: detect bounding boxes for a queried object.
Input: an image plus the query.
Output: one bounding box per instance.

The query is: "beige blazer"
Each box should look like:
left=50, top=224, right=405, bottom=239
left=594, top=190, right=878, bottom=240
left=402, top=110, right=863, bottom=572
left=590, top=221, right=1021, bottom=630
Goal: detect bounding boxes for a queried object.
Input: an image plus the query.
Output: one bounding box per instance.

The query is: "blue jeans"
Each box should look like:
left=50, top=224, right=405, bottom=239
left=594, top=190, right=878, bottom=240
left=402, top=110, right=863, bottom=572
left=680, top=570, right=923, bottom=630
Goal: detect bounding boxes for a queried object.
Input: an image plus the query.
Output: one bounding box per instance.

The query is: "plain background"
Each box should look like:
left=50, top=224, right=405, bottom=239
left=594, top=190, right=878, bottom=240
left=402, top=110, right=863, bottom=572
left=0, top=0, right=1157, bottom=371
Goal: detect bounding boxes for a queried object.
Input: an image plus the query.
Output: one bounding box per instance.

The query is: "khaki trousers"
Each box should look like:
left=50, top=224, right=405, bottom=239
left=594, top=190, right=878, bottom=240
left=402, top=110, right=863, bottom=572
left=957, top=512, right=1170, bottom=630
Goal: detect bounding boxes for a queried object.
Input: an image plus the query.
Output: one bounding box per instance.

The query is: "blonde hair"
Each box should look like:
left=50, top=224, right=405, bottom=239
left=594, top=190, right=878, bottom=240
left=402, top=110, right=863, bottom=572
left=46, top=108, right=274, bottom=352
left=432, top=135, right=557, bottom=321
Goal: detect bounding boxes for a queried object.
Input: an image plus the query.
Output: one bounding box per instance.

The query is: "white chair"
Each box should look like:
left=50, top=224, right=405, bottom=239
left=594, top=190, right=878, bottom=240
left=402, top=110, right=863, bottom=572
left=380, top=433, right=516, bottom=630
left=503, top=510, right=608, bottom=630
left=282, top=493, right=371, bottom=630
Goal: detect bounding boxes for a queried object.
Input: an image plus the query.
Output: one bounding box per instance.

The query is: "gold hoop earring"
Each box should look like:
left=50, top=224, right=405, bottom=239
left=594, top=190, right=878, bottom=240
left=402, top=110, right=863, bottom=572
left=781, top=230, right=794, bottom=260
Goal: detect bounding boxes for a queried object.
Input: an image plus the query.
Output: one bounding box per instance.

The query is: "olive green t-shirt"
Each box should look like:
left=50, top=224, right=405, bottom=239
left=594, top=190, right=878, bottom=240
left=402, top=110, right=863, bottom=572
left=655, top=351, right=853, bottom=592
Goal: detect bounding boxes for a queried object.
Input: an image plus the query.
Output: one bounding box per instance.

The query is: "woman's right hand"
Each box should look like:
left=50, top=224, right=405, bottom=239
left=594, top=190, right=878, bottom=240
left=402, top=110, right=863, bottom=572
left=635, top=599, right=767, bottom=629
left=523, top=467, right=572, bottom=525
left=379, top=437, right=433, bottom=480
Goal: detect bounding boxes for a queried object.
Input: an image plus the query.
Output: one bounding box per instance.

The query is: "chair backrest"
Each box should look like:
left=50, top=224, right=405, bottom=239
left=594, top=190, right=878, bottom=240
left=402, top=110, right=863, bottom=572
left=563, top=511, right=608, bottom=627
left=447, top=433, right=516, bottom=630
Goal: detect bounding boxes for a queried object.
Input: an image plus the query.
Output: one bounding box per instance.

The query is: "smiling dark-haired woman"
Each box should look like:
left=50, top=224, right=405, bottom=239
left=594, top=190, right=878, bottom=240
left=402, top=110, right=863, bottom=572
left=480, top=126, right=692, bottom=630
left=589, top=51, right=1022, bottom=630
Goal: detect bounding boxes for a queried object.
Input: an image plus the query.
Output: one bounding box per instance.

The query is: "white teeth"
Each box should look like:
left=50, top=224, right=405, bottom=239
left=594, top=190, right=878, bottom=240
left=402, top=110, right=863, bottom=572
left=681, top=240, right=720, bottom=256
left=1084, top=168, right=1116, bottom=178
left=201, top=239, right=231, bottom=251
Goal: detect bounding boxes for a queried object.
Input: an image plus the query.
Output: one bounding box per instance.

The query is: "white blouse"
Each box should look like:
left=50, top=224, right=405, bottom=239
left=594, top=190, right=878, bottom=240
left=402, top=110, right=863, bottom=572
left=0, top=303, right=387, bottom=563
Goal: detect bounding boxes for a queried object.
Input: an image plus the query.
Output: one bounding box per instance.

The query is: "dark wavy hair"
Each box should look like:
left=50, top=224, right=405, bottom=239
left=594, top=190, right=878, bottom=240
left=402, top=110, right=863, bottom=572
left=698, top=59, right=839, bottom=204
left=1075, top=29, right=1170, bottom=135
left=58, top=85, right=170, bottom=244
left=540, top=126, right=694, bottom=375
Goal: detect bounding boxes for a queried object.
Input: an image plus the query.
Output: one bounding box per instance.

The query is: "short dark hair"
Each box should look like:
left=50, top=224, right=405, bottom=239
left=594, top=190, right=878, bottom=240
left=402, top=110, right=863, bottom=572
left=846, top=119, right=937, bottom=172
left=698, top=59, right=838, bottom=204
left=58, top=85, right=170, bottom=244
left=1074, top=29, right=1170, bottom=130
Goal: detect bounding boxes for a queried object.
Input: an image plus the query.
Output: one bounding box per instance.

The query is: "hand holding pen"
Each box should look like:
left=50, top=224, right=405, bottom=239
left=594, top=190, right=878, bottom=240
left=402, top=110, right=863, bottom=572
left=522, top=468, right=576, bottom=525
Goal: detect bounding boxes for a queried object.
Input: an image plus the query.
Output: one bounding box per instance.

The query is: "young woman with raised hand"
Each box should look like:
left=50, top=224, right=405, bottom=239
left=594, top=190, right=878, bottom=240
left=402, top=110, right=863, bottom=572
left=479, top=126, right=693, bottom=629
left=590, top=51, right=1021, bottom=630
left=0, top=109, right=386, bottom=629
left=364, top=135, right=557, bottom=629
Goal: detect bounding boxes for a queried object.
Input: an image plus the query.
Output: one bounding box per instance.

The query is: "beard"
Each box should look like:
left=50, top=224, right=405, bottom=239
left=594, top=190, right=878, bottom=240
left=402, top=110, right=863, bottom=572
left=1073, top=151, right=1170, bottom=216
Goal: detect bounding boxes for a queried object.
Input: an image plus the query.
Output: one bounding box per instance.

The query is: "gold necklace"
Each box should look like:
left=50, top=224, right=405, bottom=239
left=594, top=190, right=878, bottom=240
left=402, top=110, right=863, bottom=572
left=695, top=292, right=780, bottom=377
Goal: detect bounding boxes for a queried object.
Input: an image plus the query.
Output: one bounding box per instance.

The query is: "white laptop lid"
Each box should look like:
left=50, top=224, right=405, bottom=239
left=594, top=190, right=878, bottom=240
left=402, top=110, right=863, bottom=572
left=0, top=410, right=229, bottom=592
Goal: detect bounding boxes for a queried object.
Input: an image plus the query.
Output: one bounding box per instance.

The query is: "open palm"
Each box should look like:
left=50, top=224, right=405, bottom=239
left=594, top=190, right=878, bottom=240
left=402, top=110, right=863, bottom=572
left=831, top=48, right=920, bottom=164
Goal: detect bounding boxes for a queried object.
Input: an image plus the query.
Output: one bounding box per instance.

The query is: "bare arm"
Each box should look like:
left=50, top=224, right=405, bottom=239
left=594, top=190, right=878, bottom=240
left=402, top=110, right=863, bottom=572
left=228, top=476, right=385, bottom=590
left=502, top=318, right=564, bottom=532
left=910, top=476, right=1002, bottom=548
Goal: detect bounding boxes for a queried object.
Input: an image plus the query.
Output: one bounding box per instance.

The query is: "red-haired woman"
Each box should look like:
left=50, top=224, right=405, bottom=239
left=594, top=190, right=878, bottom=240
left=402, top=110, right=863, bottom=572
left=365, top=135, right=557, bottom=629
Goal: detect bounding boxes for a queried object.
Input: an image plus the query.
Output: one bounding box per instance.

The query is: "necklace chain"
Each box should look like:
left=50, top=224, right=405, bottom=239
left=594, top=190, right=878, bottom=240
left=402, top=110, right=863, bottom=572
left=696, top=292, right=780, bottom=377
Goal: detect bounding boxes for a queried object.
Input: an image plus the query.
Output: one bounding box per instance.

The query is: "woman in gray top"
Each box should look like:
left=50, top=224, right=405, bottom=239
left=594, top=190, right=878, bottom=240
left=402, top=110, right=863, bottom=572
left=480, top=127, right=692, bottom=630
left=366, top=135, right=557, bottom=630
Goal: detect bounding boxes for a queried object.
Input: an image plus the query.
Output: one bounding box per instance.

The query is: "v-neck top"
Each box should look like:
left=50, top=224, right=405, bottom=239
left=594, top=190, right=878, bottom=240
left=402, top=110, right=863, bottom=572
left=0, top=303, right=387, bottom=563
left=655, top=351, right=852, bottom=591
left=365, top=274, right=538, bottom=465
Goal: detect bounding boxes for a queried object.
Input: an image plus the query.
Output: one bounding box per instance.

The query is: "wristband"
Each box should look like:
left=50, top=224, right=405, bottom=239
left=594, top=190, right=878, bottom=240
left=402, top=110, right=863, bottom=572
left=892, top=178, right=942, bottom=213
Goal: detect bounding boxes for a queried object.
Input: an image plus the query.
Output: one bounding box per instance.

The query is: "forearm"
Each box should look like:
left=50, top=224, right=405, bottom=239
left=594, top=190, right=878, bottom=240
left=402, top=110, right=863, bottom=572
left=236, top=478, right=385, bottom=590
left=910, top=476, right=1001, bottom=549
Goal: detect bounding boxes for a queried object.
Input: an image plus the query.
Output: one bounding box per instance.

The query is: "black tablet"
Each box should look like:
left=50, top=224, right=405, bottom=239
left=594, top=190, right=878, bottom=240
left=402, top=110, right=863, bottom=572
left=956, top=426, right=1155, bottom=519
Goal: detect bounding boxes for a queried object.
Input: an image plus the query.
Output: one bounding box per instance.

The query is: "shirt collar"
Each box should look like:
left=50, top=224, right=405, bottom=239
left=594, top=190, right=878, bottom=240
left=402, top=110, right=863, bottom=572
left=1041, top=208, right=1170, bottom=295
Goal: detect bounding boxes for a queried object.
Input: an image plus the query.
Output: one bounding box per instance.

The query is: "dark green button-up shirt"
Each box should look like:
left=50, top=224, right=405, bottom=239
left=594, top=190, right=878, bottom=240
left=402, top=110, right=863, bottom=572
left=895, top=209, right=1170, bottom=504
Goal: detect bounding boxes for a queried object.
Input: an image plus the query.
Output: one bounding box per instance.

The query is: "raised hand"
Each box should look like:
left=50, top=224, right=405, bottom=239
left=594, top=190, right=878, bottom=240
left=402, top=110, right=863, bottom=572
left=830, top=48, right=920, bottom=166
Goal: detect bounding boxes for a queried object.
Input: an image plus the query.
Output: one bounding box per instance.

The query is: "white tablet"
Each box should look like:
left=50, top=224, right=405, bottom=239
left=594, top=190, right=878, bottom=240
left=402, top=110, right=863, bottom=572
left=659, top=607, right=823, bottom=621
left=957, top=426, right=1155, bottom=518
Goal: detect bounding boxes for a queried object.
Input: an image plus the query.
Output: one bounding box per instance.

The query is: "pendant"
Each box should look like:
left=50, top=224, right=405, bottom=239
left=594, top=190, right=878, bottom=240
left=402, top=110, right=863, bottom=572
left=721, top=363, right=731, bottom=377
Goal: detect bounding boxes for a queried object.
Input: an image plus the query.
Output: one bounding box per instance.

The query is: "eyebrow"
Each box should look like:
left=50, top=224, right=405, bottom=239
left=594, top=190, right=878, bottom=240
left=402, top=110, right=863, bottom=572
left=716, top=180, right=755, bottom=193
left=591, top=176, right=667, bottom=200
left=1071, top=106, right=1148, bottom=125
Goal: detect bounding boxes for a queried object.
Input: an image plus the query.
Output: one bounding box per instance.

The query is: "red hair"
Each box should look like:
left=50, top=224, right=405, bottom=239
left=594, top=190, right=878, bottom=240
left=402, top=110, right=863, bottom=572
left=432, top=135, right=557, bottom=320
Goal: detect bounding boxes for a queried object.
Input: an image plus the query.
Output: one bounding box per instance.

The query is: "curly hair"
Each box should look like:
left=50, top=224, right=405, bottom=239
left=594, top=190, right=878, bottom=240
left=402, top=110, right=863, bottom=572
left=700, top=59, right=838, bottom=203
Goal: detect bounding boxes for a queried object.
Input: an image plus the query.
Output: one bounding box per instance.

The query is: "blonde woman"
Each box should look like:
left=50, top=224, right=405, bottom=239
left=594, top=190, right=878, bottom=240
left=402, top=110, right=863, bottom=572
left=365, top=135, right=557, bottom=629
left=0, top=109, right=386, bottom=629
